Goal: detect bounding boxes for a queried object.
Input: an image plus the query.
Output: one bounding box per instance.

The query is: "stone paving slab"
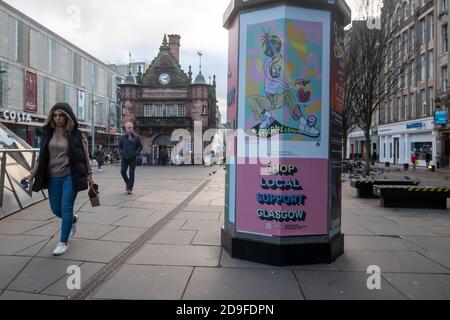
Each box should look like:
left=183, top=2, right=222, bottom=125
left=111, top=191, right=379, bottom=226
left=37, top=238, right=129, bottom=263
left=23, top=221, right=60, bottom=237
left=75, top=212, right=127, bottom=226
left=99, top=227, right=147, bottom=243
left=0, top=220, right=52, bottom=235
left=295, top=271, right=405, bottom=300
left=159, top=219, right=187, bottom=231
left=112, top=207, right=156, bottom=217
left=0, top=235, right=49, bottom=255
left=7, top=257, right=81, bottom=293
left=336, top=250, right=449, bottom=273
left=78, top=204, right=122, bottom=214
left=112, top=215, right=161, bottom=228
left=344, top=235, right=426, bottom=252
left=383, top=273, right=450, bottom=300
left=148, top=230, right=197, bottom=245
left=92, top=265, right=192, bottom=300
left=128, top=244, right=221, bottom=267
left=183, top=205, right=223, bottom=213
left=13, top=240, right=50, bottom=257
left=183, top=267, right=303, bottom=300
left=0, top=256, right=32, bottom=290
left=219, top=250, right=340, bottom=271
left=174, top=211, right=221, bottom=221
left=72, top=223, right=117, bottom=240
left=42, top=262, right=106, bottom=297
left=0, top=290, right=64, bottom=300
left=191, top=229, right=221, bottom=246
left=7, top=210, right=54, bottom=221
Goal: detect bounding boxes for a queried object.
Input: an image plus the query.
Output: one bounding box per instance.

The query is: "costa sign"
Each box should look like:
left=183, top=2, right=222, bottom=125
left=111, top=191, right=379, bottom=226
left=1, top=109, right=32, bottom=122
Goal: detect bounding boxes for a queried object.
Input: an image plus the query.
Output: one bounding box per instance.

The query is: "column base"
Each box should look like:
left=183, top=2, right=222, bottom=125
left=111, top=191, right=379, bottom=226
left=221, top=228, right=344, bottom=266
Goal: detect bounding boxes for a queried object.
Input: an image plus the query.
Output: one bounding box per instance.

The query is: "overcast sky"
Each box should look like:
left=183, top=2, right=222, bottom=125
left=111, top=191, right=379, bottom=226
left=4, top=0, right=360, bottom=122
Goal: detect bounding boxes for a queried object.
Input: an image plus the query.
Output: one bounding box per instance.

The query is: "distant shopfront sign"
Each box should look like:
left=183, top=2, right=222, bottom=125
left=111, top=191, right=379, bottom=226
left=0, top=109, right=32, bottom=122
left=434, top=110, right=447, bottom=125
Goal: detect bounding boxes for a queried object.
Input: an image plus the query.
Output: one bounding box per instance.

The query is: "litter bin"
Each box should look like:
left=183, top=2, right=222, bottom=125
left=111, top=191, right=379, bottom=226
left=403, top=163, right=409, bottom=171
left=385, top=162, right=390, bottom=167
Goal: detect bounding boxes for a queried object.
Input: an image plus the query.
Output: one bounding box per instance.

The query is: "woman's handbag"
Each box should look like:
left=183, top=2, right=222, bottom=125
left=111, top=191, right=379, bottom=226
left=88, top=183, right=100, bottom=207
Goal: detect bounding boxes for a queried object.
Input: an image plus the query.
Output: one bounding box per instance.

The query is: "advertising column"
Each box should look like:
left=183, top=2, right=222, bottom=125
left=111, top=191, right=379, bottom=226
left=222, top=0, right=350, bottom=266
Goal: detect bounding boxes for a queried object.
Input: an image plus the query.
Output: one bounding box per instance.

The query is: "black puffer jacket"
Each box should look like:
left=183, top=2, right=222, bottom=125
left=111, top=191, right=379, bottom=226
left=32, top=103, right=89, bottom=192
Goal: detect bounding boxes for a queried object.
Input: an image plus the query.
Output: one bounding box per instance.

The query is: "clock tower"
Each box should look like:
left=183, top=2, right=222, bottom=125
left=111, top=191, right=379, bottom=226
left=120, top=34, right=220, bottom=166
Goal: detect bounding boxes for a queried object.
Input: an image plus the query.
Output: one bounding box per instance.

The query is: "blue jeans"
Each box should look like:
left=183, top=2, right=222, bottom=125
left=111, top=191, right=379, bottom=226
left=48, top=176, right=78, bottom=243
left=121, top=158, right=136, bottom=190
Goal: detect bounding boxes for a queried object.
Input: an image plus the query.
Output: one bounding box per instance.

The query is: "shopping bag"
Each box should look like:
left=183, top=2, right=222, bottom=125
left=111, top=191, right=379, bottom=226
left=88, top=183, right=100, bottom=207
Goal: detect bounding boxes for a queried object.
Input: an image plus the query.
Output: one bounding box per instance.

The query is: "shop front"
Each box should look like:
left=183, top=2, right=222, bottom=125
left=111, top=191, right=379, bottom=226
left=0, top=108, right=45, bottom=148
left=378, top=117, right=436, bottom=167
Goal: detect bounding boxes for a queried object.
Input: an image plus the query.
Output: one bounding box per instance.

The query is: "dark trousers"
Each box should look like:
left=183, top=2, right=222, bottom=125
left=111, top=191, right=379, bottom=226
left=121, top=158, right=137, bottom=190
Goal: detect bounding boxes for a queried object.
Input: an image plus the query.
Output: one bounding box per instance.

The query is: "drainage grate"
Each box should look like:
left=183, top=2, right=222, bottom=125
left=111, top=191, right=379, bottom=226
left=66, top=179, right=211, bottom=300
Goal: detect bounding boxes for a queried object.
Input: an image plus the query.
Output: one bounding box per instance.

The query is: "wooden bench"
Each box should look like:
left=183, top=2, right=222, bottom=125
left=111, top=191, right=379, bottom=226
left=350, top=179, right=420, bottom=198
left=373, top=185, right=450, bottom=209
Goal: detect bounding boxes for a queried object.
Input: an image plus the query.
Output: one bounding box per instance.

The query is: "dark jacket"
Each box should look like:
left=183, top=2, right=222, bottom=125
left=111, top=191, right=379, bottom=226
left=118, top=133, right=143, bottom=160
left=32, top=103, right=88, bottom=192
left=94, top=148, right=105, bottom=162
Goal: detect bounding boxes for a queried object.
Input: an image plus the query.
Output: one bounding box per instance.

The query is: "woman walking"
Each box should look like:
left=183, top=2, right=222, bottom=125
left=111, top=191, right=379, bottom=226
left=23, top=103, right=93, bottom=256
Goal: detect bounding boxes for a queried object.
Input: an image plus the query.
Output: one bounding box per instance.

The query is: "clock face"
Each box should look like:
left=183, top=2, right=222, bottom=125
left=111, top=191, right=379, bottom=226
left=159, top=73, right=171, bottom=85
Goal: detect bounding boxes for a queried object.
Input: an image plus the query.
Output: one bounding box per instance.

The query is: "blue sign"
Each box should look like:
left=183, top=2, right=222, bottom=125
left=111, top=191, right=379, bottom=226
left=435, top=110, right=447, bottom=125
left=406, top=122, right=424, bottom=130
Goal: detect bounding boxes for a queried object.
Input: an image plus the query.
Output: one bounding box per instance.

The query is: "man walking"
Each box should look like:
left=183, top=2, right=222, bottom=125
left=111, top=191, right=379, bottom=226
left=94, top=144, right=105, bottom=172
left=118, top=122, right=143, bottom=194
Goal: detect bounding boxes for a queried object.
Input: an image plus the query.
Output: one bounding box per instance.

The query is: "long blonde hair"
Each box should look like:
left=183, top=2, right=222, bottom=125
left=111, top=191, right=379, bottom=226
left=44, top=108, right=75, bottom=132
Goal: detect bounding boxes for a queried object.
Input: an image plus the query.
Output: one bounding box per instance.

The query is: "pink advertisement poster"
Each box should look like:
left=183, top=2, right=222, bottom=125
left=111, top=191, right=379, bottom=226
left=236, top=158, right=328, bottom=236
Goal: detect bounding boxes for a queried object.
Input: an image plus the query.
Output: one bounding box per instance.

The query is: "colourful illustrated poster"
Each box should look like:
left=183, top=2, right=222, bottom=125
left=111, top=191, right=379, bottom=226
left=235, top=7, right=331, bottom=236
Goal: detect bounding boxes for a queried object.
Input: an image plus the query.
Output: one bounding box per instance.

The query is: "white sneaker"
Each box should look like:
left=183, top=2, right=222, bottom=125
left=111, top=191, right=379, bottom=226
left=70, top=214, right=78, bottom=238
left=53, top=242, right=68, bottom=256
left=298, top=117, right=320, bottom=137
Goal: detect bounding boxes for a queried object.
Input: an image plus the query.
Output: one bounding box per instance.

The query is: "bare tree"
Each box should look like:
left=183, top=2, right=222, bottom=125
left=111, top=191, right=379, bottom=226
left=346, top=0, right=414, bottom=175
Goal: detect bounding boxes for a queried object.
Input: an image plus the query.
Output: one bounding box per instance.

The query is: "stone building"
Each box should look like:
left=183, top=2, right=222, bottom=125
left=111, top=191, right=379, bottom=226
left=120, top=34, right=219, bottom=165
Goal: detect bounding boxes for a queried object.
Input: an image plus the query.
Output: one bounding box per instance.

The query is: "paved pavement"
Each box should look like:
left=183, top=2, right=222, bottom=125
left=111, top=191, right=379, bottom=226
left=0, top=164, right=449, bottom=300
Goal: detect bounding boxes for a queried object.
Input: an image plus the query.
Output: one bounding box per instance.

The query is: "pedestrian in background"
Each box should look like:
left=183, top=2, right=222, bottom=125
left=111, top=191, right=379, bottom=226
left=411, top=153, right=417, bottom=170
left=118, top=122, right=143, bottom=194
left=425, top=152, right=432, bottom=167
left=22, top=103, right=93, bottom=256
left=94, top=144, right=105, bottom=172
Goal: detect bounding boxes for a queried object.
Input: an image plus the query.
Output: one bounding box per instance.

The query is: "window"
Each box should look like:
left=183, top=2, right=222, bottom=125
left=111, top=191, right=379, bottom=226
left=403, top=32, right=408, bottom=55
left=411, top=28, right=416, bottom=50
left=428, top=50, right=433, bottom=78
left=411, top=0, right=416, bottom=15
left=403, top=2, right=408, bottom=20
left=429, top=14, right=434, bottom=40
left=402, top=95, right=407, bottom=120
left=428, top=87, right=434, bottom=115
left=144, top=105, right=151, bottom=117
left=156, top=105, right=163, bottom=117
left=420, top=54, right=426, bottom=80
left=443, top=24, right=448, bottom=53
left=177, top=104, right=185, bottom=117
left=166, top=105, right=174, bottom=117
left=411, top=142, right=432, bottom=160
left=421, top=19, right=427, bottom=44
left=410, top=93, right=415, bottom=119
left=420, top=89, right=426, bottom=116
left=412, top=59, right=416, bottom=85
left=384, top=143, right=386, bottom=158
left=202, top=105, right=207, bottom=115
left=442, top=65, right=448, bottom=90
left=397, top=97, right=401, bottom=120
left=441, top=0, right=448, bottom=12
